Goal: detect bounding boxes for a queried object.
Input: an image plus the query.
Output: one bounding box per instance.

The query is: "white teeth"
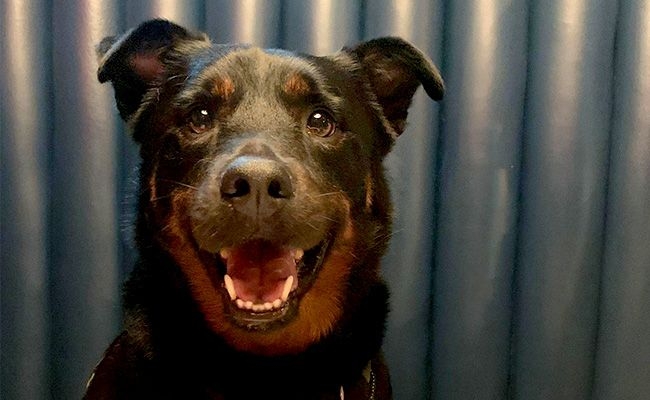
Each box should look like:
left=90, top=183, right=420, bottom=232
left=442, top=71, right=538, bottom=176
left=281, top=276, right=294, bottom=301
left=294, top=249, right=304, bottom=261
left=235, top=298, right=284, bottom=311
left=219, top=248, right=231, bottom=259
left=223, top=274, right=237, bottom=300
left=225, top=275, right=295, bottom=312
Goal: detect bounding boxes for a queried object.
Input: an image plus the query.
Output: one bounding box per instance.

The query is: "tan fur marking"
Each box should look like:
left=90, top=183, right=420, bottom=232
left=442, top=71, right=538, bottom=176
left=148, top=169, right=158, bottom=204
left=283, top=73, right=312, bottom=97
left=212, top=77, right=235, bottom=99
left=364, top=174, right=373, bottom=212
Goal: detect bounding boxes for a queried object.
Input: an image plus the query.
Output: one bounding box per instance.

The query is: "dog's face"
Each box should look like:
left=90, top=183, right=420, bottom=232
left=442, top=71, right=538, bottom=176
left=98, top=20, right=443, bottom=356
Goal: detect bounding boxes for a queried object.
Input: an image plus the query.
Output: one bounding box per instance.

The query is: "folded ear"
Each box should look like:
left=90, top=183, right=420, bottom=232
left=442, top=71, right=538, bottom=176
left=97, top=19, right=209, bottom=120
left=346, top=37, right=444, bottom=136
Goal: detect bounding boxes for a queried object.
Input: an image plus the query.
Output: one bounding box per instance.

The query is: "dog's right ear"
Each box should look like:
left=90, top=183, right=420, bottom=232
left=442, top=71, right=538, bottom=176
left=97, top=19, right=208, bottom=120
left=345, top=37, right=444, bottom=138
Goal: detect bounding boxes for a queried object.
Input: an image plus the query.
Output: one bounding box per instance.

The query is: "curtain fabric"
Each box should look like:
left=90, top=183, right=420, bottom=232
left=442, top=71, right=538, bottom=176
left=1, top=1, right=649, bottom=399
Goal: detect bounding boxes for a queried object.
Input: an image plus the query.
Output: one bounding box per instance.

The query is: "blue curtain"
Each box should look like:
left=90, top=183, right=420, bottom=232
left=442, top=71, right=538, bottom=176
left=2, top=1, right=649, bottom=399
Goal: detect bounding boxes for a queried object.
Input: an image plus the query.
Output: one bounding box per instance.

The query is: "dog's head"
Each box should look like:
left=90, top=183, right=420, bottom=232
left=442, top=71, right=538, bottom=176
left=98, top=19, right=443, bottom=356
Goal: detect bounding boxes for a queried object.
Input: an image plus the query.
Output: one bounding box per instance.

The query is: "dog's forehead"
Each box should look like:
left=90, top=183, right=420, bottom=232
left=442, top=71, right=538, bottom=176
left=203, top=46, right=319, bottom=80
left=181, top=46, right=341, bottom=102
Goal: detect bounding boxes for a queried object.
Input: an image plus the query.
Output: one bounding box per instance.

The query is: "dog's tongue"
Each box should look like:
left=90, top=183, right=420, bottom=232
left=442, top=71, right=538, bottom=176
left=225, top=241, right=298, bottom=303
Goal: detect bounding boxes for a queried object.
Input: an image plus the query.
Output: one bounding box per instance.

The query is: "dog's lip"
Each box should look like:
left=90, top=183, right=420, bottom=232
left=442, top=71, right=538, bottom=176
left=214, top=238, right=331, bottom=330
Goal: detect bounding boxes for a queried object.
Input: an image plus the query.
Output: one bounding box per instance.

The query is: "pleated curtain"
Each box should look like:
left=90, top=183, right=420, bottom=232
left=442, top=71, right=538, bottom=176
left=1, top=1, right=649, bottom=399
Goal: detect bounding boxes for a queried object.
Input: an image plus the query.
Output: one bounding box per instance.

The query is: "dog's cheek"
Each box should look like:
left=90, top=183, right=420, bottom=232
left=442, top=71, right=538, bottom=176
left=188, top=177, right=222, bottom=253
left=311, top=138, right=372, bottom=210
left=286, top=162, right=343, bottom=236
left=160, top=192, right=227, bottom=318
left=142, top=163, right=178, bottom=232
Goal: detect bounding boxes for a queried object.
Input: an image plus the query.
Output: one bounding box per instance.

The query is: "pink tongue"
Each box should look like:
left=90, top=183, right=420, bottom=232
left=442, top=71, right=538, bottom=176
left=226, top=241, right=297, bottom=303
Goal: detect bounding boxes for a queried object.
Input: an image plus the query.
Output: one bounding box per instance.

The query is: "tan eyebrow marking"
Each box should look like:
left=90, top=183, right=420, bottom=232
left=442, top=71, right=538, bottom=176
left=211, top=77, right=236, bottom=99
left=283, top=73, right=312, bottom=97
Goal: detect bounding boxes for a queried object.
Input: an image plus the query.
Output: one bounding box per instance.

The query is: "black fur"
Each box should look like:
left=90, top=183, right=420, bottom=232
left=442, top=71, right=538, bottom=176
left=86, top=19, right=443, bottom=399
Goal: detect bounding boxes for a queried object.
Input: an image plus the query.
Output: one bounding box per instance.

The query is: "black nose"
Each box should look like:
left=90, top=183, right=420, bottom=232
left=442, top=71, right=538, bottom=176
left=220, top=156, right=293, bottom=218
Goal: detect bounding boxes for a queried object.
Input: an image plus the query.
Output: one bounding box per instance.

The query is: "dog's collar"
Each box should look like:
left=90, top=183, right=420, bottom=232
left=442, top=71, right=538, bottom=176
left=340, top=361, right=376, bottom=400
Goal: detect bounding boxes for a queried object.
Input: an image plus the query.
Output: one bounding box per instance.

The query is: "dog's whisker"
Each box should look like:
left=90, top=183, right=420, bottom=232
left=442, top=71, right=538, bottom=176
left=313, top=214, right=337, bottom=223
left=208, top=227, right=221, bottom=239
left=157, top=179, right=199, bottom=191
left=150, top=194, right=175, bottom=202
left=159, top=223, right=173, bottom=232
left=166, top=73, right=186, bottom=83
left=309, top=191, right=343, bottom=199
left=304, top=221, right=320, bottom=232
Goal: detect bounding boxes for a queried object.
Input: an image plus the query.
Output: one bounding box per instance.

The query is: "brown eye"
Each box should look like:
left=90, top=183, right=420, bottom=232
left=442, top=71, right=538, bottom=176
left=306, top=109, right=336, bottom=137
left=189, top=108, right=212, bottom=134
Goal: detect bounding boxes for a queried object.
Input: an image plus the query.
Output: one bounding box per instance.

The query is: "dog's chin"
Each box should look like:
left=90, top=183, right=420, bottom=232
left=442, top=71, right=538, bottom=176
left=199, top=236, right=332, bottom=332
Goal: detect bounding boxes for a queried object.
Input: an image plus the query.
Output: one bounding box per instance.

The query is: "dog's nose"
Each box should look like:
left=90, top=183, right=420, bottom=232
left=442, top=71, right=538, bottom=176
left=220, top=156, right=293, bottom=218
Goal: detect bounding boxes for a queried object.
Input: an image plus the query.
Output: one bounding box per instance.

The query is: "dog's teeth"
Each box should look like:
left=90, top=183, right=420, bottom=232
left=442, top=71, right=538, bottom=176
left=235, top=298, right=284, bottom=312
left=219, top=248, right=231, bottom=259
left=294, top=249, right=304, bottom=261
left=281, top=276, right=294, bottom=301
left=223, top=274, right=237, bottom=300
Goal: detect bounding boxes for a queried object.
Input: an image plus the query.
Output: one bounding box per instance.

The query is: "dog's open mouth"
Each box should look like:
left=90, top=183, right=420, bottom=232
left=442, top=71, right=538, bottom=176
left=214, top=238, right=330, bottom=330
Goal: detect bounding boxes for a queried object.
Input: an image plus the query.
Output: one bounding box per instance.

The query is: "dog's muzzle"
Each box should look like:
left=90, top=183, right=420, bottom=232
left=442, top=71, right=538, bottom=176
left=189, top=139, right=336, bottom=329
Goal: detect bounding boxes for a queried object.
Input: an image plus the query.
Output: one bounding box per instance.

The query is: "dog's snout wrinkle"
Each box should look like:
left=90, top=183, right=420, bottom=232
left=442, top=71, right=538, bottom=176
left=220, top=156, right=293, bottom=219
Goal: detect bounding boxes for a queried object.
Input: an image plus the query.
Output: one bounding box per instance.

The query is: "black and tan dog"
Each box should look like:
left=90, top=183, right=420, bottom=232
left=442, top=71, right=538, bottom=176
left=85, top=19, right=443, bottom=400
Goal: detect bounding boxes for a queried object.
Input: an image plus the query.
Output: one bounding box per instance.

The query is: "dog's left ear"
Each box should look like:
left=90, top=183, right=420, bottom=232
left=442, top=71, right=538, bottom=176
left=97, top=19, right=209, bottom=120
left=346, top=37, right=444, bottom=136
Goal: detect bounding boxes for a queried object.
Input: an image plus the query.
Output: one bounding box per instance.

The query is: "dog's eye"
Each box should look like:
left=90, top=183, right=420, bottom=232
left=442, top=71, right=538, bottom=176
left=188, top=108, right=213, bottom=134
left=306, top=110, right=337, bottom=138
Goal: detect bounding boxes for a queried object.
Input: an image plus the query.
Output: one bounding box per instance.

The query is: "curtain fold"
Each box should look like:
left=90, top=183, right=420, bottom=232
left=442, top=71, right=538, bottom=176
left=593, top=1, right=650, bottom=398
left=283, top=0, right=361, bottom=54
left=2, top=1, right=649, bottom=399
left=513, top=1, right=617, bottom=399
left=1, top=1, right=51, bottom=399
left=206, top=0, right=282, bottom=47
left=432, top=1, right=527, bottom=399
left=49, top=2, right=121, bottom=399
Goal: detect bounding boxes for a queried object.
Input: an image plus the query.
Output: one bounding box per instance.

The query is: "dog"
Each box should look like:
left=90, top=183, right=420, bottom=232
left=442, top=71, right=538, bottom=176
left=85, top=19, right=443, bottom=400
